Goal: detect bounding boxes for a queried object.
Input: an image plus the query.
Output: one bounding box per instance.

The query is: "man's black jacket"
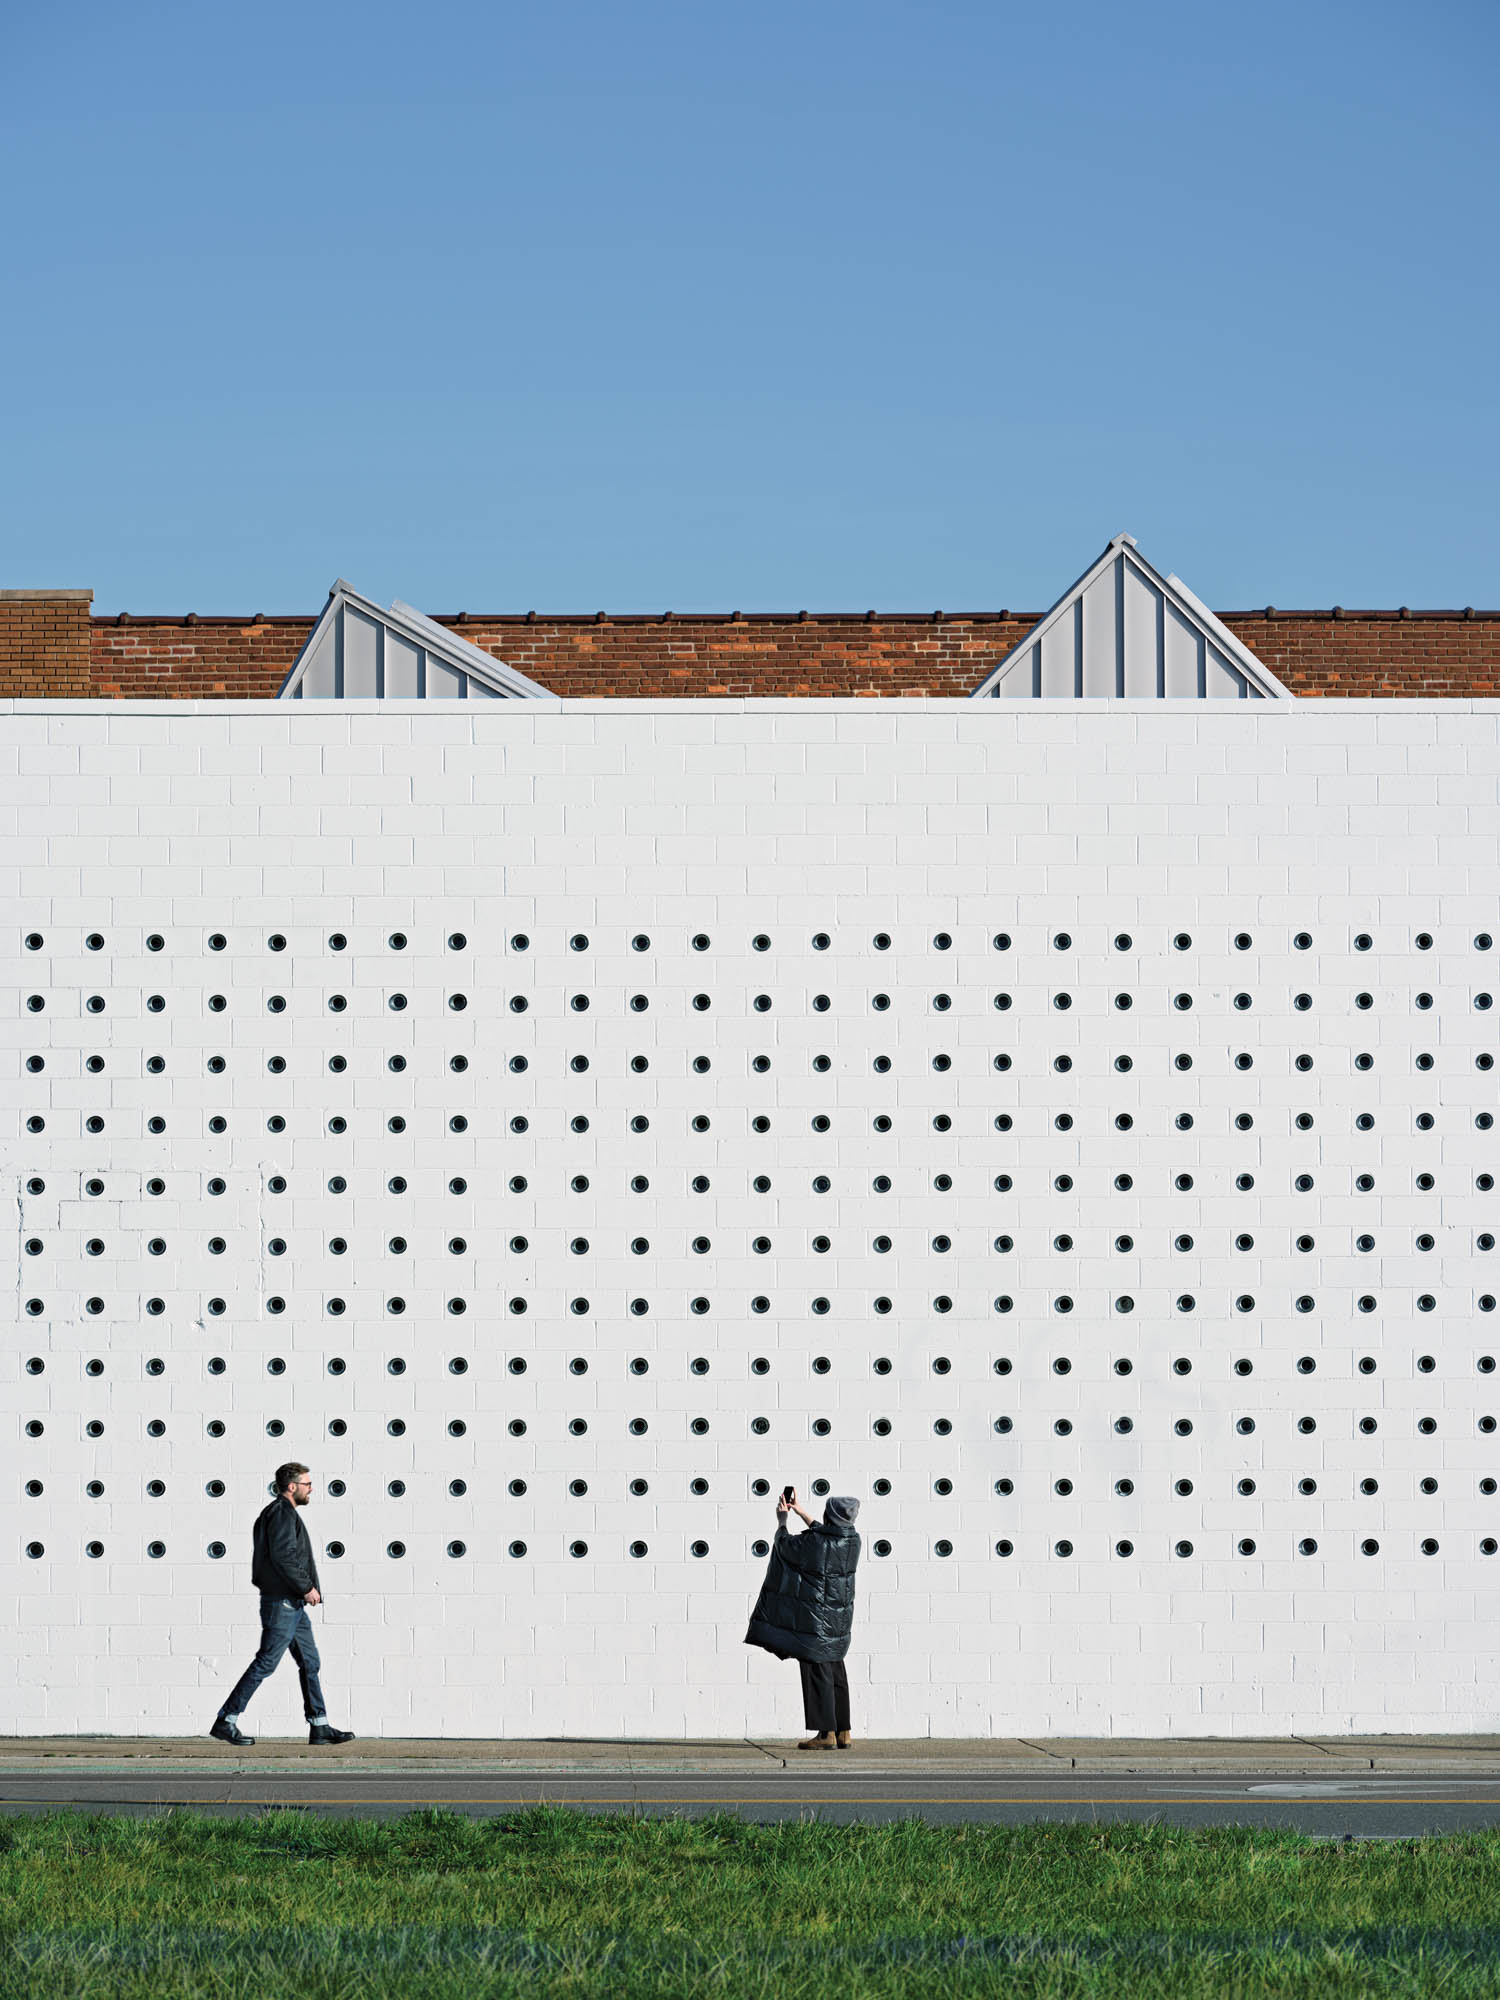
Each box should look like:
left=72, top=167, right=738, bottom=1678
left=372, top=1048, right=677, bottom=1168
left=250, top=1495, right=321, bottom=1601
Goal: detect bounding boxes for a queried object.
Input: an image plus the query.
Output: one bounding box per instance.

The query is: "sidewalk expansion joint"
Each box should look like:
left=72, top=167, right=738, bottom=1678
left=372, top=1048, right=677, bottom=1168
left=1016, top=1739, right=1073, bottom=1764
left=743, top=1738, right=789, bottom=1768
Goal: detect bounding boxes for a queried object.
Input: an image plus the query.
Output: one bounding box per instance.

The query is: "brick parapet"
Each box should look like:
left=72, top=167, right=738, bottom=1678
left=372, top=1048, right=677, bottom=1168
left=2, top=595, right=1498, bottom=698
left=0, top=591, right=94, bottom=699
left=1225, top=612, right=1500, bottom=699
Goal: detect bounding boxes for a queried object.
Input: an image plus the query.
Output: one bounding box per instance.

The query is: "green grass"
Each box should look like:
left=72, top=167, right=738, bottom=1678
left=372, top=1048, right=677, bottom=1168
left=3, top=1808, right=1500, bottom=1996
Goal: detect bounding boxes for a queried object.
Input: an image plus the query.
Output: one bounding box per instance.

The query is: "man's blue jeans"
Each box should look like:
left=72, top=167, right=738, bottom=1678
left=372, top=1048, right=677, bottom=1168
left=219, top=1595, right=327, bottom=1723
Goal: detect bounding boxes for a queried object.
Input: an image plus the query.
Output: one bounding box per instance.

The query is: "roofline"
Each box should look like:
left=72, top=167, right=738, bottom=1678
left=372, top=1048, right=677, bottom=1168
left=90, top=606, right=1500, bottom=627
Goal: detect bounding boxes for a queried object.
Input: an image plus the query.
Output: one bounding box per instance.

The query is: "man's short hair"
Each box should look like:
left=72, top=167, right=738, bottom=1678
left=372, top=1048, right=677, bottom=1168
left=274, top=1462, right=310, bottom=1496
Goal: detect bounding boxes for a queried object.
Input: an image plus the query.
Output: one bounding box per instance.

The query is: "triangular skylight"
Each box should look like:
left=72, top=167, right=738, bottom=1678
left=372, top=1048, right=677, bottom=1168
left=276, top=580, right=560, bottom=700
left=969, top=535, right=1292, bottom=700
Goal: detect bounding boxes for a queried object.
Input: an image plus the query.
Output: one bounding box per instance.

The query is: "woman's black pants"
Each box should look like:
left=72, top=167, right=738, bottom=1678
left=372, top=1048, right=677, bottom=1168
left=799, top=1658, right=850, bottom=1733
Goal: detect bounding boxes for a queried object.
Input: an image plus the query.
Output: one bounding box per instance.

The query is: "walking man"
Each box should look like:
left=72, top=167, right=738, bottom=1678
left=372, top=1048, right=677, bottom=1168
left=745, top=1487, right=862, bottom=1749
left=210, top=1462, right=355, bottom=1747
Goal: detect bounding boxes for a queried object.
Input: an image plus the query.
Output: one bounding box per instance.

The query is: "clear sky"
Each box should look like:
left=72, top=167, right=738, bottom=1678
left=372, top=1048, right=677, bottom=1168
left=4, top=0, right=1496, bottom=615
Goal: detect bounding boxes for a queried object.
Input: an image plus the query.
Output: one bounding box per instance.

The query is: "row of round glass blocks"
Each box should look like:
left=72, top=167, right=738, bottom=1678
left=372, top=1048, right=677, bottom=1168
left=18, top=1414, right=1500, bottom=1440
left=19, top=1534, right=1500, bottom=1562
left=22, top=1047, right=1496, bottom=1078
left=23, top=927, right=1499, bottom=953
left=25, top=1229, right=1500, bottom=1267
left=35, top=1160, right=1500, bottom=1192
left=27, top=1352, right=1497, bottom=1379
left=22, top=989, right=1499, bottom=1017
left=21, top=1104, right=1500, bottom=1139
left=27, top=1162, right=1500, bottom=1198
left=21, top=1472, right=1499, bottom=1499
left=21, top=1286, right=1500, bottom=1320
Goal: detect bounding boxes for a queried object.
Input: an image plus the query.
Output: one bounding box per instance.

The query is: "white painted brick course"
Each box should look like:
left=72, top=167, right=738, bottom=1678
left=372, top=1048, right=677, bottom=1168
left=2, top=698, right=1499, bottom=1737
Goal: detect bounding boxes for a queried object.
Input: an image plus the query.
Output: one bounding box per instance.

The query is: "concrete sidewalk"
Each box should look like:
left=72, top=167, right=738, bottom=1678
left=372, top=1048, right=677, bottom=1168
left=5, top=1735, right=1500, bottom=1774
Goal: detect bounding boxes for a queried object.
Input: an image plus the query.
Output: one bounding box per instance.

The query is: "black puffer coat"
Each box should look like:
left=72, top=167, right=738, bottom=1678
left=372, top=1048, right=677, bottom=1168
left=744, top=1518, right=861, bottom=1664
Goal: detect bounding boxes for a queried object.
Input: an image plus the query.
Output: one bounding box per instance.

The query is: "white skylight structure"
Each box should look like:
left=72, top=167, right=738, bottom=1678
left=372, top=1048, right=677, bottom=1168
left=277, top=580, right=560, bottom=700
left=969, top=535, right=1292, bottom=700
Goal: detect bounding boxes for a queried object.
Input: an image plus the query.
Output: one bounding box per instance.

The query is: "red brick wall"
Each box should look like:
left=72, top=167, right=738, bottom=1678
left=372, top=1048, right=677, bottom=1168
left=88, top=614, right=306, bottom=699
left=1226, top=611, right=1500, bottom=699
left=0, top=591, right=94, bottom=697
left=2, top=595, right=1499, bottom=699
left=85, top=612, right=1038, bottom=698
left=438, top=615, right=1036, bottom=698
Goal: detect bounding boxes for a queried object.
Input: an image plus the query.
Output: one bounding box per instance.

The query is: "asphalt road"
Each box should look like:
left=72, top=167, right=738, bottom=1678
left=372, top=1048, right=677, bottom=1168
left=6, top=1768, right=1500, bottom=1835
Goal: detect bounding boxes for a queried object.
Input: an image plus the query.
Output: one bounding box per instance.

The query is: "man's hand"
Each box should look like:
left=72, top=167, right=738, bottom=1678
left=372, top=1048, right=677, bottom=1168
left=304, top=1588, right=322, bottom=1606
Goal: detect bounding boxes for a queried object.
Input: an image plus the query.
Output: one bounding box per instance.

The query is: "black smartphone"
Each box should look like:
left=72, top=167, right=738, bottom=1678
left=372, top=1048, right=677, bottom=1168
left=782, top=1485, right=795, bottom=1504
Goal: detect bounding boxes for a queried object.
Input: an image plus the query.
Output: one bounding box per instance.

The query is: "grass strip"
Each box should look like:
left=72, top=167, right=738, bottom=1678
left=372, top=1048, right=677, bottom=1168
left=9, top=1923, right=1500, bottom=1999
left=3, top=1809, right=1500, bottom=1997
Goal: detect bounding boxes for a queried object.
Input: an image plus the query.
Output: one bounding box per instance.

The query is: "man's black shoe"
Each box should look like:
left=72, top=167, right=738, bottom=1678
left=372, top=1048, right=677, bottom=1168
left=209, top=1717, right=255, bottom=1747
left=308, top=1724, right=356, bottom=1746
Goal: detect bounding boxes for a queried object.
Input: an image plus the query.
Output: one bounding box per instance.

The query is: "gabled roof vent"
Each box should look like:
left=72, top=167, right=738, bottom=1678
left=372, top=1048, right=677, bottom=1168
left=969, top=535, right=1292, bottom=700
left=276, top=580, right=559, bottom=700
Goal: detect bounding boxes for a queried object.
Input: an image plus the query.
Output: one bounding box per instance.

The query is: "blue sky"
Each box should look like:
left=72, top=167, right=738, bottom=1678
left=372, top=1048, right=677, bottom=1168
left=3, top=0, right=1496, bottom=614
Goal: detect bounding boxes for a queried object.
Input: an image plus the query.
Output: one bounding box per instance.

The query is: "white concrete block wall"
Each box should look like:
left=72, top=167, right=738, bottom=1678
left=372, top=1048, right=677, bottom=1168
left=3, top=696, right=1499, bottom=1738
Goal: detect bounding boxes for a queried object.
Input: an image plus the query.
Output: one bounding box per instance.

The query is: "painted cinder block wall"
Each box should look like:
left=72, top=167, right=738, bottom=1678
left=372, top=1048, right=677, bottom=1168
left=4, top=697, right=1500, bottom=1738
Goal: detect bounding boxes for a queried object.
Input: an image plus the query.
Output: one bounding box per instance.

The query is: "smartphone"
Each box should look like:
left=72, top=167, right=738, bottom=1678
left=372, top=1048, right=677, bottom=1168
left=782, top=1486, right=795, bottom=1504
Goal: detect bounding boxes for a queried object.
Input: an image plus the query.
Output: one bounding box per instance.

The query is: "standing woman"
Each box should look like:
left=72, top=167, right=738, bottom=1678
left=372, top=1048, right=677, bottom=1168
left=745, top=1488, right=862, bottom=1749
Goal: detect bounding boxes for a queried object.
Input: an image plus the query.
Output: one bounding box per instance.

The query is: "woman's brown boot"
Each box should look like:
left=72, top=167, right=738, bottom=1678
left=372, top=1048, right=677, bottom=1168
left=798, top=1732, right=837, bottom=1750
left=836, top=1730, right=853, bottom=1748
